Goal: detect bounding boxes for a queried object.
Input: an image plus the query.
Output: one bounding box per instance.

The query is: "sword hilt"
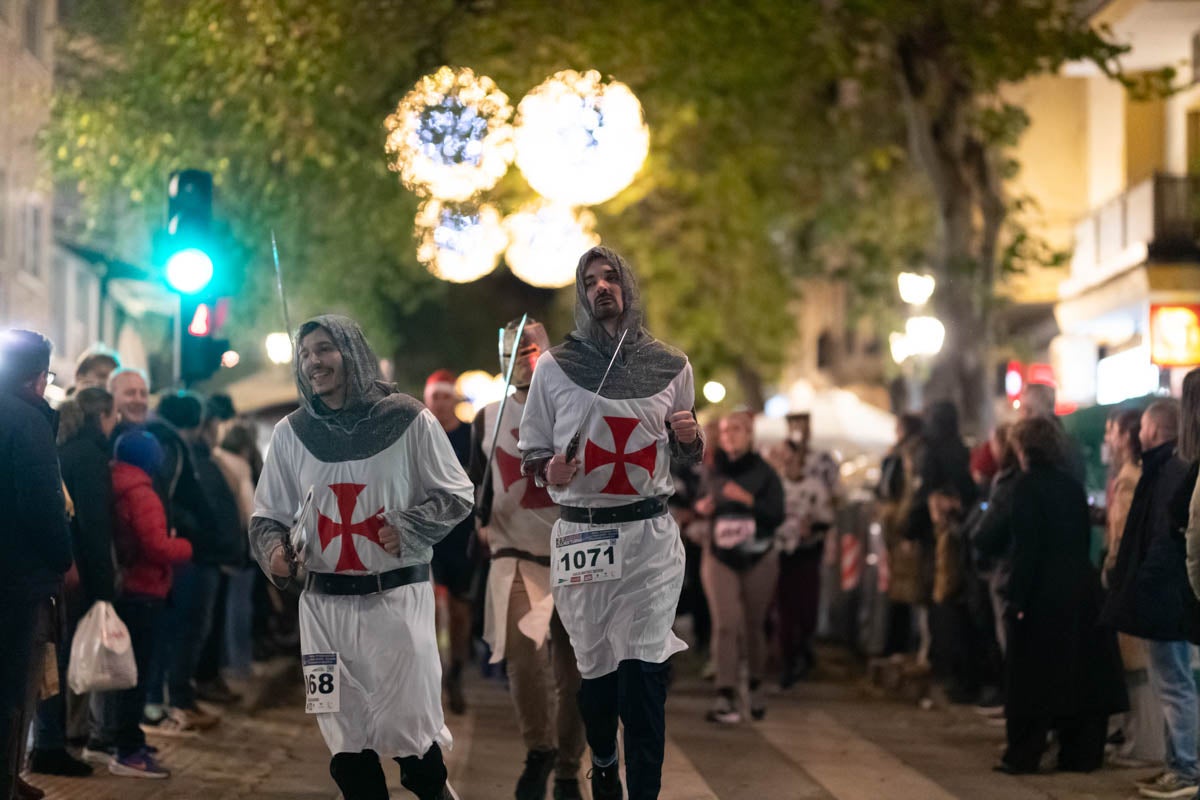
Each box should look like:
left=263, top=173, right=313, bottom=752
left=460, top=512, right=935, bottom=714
left=565, top=431, right=582, bottom=462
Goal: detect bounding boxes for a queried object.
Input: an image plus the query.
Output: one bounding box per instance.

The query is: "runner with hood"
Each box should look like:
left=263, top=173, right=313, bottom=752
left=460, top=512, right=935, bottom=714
left=249, top=315, right=472, bottom=800
left=519, top=247, right=703, bottom=800
left=469, top=317, right=586, bottom=800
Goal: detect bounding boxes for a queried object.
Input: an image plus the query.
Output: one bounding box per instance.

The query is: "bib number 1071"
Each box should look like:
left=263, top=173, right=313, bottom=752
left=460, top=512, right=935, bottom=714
left=553, top=528, right=621, bottom=586
left=560, top=545, right=615, bottom=573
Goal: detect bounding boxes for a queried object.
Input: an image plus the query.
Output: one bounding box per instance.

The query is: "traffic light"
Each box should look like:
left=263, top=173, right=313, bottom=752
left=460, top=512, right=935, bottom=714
left=180, top=296, right=230, bottom=385
left=162, top=169, right=216, bottom=294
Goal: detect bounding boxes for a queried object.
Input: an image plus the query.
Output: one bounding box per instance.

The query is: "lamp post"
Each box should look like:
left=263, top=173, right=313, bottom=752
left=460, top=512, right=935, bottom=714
left=891, top=274, right=942, bottom=410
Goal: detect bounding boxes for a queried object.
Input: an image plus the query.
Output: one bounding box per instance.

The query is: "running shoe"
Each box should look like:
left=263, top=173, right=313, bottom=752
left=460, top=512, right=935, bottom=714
left=1138, top=771, right=1199, bottom=799
left=108, top=747, right=169, bottom=779
left=705, top=693, right=741, bottom=725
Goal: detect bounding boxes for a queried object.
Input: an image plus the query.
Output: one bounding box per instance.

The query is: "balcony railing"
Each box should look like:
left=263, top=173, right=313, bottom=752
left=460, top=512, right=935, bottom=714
left=1070, top=173, right=1200, bottom=292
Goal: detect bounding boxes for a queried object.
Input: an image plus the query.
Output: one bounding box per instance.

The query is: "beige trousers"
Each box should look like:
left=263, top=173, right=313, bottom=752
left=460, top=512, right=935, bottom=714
left=506, top=570, right=586, bottom=777
left=700, top=545, right=780, bottom=690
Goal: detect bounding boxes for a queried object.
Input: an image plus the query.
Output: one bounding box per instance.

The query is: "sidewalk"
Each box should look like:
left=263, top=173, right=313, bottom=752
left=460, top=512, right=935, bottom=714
left=30, top=659, right=334, bottom=800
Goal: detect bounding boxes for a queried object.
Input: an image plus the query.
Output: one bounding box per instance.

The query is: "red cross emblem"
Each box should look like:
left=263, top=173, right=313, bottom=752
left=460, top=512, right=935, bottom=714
left=584, top=416, right=657, bottom=495
left=496, top=427, right=554, bottom=508
left=317, top=483, right=385, bottom=572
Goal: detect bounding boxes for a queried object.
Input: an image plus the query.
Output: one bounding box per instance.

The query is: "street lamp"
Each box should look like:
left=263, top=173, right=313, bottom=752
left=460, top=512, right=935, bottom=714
left=265, top=332, right=292, bottom=365
left=703, top=380, right=727, bottom=404
left=904, top=316, right=946, bottom=357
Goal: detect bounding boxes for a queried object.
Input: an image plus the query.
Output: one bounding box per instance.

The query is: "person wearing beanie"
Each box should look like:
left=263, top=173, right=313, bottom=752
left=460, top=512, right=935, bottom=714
left=424, top=369, right=477, bottom=716
left=0, top=329, right=73, bottom=800
left=95, top=432, right=193, bottom=778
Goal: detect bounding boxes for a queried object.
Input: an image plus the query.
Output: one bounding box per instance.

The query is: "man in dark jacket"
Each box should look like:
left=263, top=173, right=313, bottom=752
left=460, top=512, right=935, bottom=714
left=1102, top=399, right=1200, bottom=798
left=0, top=330, right=73, bottom=800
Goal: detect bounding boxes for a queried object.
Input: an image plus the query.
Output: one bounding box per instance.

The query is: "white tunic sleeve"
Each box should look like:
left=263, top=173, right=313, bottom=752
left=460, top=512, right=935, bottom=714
left=381, top=409, right=474, bottom=549
left=249, top=419, right=301, bottom=584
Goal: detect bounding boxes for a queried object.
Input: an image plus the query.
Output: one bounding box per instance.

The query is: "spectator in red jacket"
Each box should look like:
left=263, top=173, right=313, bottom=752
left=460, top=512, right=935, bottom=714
left=92, top=431, right=192, bottom=780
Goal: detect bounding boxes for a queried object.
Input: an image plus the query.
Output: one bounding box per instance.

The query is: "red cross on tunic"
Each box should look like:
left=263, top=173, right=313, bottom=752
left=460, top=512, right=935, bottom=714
left=496, top=427, right=555, bottom=508
left=317, top=483, right=385, bottom=572
left=584, top=416, right=657, bottom=495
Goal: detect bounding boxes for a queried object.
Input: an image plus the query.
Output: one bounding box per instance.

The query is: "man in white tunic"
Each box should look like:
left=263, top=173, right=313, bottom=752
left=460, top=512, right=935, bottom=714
left=519, top=247, right=703, bottom=800
left=249, top=315, right=472, bottom=800
left=469, top=318, right=586, bottom=800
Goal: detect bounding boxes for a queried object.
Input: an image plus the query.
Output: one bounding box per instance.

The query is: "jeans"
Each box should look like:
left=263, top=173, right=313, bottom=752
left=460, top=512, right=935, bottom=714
left=1147, top=639, right=1200, bottom=781
left=577, top=659, right=670, bottom=800
left=224, top=566, right=257, bottom=678
left=147, top=562, right=221, bottom=709
left=97, top=595, right=163, bottom=756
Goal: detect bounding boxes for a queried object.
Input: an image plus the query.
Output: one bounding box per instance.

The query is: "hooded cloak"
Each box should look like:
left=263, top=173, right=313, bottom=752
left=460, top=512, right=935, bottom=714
left=550, top=246, right=687, bottom=400
left=287, top=314, right=424, bottom=462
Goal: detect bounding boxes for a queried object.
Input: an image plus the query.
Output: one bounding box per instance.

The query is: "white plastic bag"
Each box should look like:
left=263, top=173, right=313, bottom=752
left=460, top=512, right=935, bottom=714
left=68, top=601, right=137, bottom=694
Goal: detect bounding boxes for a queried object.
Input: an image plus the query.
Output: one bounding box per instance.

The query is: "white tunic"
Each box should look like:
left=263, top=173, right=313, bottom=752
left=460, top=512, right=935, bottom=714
left=478, top=396, right=559, bottom=662
left=518, top=353, right=693, bottom=679
left=253, top=408, right=473, bottom=758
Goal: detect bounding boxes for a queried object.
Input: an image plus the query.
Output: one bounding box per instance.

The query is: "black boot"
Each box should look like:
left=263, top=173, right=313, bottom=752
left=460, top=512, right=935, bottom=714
left=397, top=742, right=451, bottom=800
left=588, top=761, right=622, bottom=800
left=29, top=747, right=93, bottom=777
left=515, top=748, right=556, bottom=800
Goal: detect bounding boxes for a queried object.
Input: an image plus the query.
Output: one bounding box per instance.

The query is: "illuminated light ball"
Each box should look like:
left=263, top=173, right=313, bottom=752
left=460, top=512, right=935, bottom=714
left=503, top=201, right=600, bottom=288
left=385, top=66, right=515, bottom=202
left=165, top=249, right=214, bottom=294
left=414, top=199, right=507, bottom=283
left=764, top=394, right=790, bottom=418
left=265, top=332, right=293, bottom=365
left=455, top=369, right=496, bottom=403
left=702, top=380, right=727, bottom=404
left=514, top=69, right=650, bottom=207
left=220, top=350, right=240, bottom=369
left=904, top=316, right=946, bottom=357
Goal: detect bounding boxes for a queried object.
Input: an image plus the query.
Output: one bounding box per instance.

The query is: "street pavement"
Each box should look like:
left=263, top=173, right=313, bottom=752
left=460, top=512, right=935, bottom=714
left=29, top=650, right=1156, bottom=799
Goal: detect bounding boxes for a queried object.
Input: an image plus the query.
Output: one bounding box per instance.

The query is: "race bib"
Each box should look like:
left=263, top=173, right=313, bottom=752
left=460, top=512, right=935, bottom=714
left=714, top=517, right=756, bottom=549
left=553, top=528, right=621, bottom=587
left=302, top=652, right=340, bottom=714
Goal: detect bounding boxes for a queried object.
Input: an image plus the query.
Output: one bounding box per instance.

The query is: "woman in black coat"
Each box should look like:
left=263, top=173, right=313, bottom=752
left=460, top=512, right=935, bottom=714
left=998, top=417, right=1127, bottom=774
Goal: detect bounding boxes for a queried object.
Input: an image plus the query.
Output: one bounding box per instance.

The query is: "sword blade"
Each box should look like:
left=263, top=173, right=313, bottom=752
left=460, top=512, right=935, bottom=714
left=565, top=328, right=628, bottom=460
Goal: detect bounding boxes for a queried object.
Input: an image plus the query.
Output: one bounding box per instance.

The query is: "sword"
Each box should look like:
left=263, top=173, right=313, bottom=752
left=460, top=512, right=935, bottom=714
left=271, top=229, right=292, bottom=336
left=564, top=328, right=628, bottom=461
left=483, top=314, right=528, bottom=485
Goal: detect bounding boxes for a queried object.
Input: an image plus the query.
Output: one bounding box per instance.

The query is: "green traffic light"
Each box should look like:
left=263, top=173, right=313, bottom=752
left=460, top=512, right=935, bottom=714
left=165, top=248, right=214, bottom=293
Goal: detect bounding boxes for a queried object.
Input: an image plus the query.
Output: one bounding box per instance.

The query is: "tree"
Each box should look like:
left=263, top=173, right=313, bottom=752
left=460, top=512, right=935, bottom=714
left=47, top=0, right=930, bottom=402
left=821, top=0, right=1171, bottom=430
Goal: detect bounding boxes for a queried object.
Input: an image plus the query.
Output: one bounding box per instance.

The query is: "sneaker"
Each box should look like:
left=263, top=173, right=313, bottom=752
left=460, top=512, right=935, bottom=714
left=587, top=761, right=623, bottom=800
left=705, top=693, right=741, bottom=725
left=553, top=777, right=584, bottom=799
left=1138, top=771, right=1199, bottom=798
left=82, top=744, right=116, bottom=765
left=30, top=747, right=93, bottom=777
left=140, top=711, right=200, bottom=738
left=108, top=747, right=170, bottom=779
left=749, top=680, right=766, bottom=721
left=515, top=748, right=557, bottom=800
left=170, top=705, right=220, bottom=730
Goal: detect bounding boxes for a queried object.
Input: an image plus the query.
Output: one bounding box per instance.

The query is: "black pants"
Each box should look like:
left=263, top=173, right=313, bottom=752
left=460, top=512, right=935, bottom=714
left=1, top=590, right=52, bottom=799
left=1004, top=713, right=1108, bottom=772
left=329, top=744, right=447, bottom=800
left=578, top=659, right=670, bottom=800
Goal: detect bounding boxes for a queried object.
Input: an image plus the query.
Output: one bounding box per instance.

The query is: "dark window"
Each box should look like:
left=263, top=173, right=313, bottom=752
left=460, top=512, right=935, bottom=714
left=817, top=330, right=836, bottom=369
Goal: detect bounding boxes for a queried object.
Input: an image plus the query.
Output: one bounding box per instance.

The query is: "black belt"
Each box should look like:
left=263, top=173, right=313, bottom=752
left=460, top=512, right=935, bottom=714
left=491, top=547, right=552, bottom=567
left=304, top=564, right=430, bottom=596
left=559, top=497, right=667, bottom=526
